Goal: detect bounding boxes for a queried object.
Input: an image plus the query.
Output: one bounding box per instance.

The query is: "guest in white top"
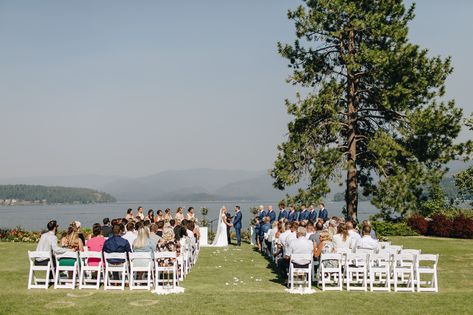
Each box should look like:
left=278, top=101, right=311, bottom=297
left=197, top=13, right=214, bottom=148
left=123, top=222, right=137, bottom=248
left=332, top=222, right=350, bottom=252
left=355, top=225, right=379, bottom=250
left=136, top=206, right=145, bottom=221
left=346, top=221, right=361, bottom=249
left=267, top=221, right=279, bottom=243
left=35, top=220, right=66, bottom=263
left=285, top=227, right=313, bottom=266
left=186, top=207, right=196, bottom=221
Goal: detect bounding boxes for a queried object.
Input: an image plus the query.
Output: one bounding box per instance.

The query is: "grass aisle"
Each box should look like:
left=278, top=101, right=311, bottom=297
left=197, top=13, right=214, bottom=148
left=1, top=237, right=473, bottom=314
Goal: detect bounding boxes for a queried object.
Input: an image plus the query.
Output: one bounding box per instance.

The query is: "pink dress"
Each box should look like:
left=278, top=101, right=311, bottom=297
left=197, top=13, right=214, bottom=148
left=85, top=236, right=105, bottom=266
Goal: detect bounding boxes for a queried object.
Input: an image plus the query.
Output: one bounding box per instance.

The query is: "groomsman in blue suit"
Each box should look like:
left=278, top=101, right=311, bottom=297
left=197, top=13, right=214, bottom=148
left=277, top=202, right=288, bottom=221
left=299, top=204, right=309, bottom=221
left=318, top=202, right=329, bottom=222
left=308, top=204, right=317, bottom=222
left=288, top=205, right=297, bottom=222
left=233, top=206, right=242, bottom=246
left=257, top=205, right=266, bottom=224
left=267, top=205, right=276, bottom=224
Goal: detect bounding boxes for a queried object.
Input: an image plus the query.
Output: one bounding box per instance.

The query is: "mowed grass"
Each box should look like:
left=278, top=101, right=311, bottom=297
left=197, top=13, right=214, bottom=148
left=0, top=236, right=472, bottom=315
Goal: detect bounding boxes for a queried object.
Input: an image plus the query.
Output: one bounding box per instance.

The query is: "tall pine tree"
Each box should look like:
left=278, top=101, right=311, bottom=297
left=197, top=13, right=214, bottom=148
left=271, top=0, right=471, bottom=220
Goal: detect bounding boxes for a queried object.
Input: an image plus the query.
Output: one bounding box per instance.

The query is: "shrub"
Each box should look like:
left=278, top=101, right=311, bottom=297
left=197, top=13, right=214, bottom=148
left=451, top=214, right=473, bottom=239
left=371, top=221, right=417, bottom=237
left=428, top=214, right=453, bottom=237
left=0, top=226, right=41, bottom=243
left=407, top=215, right=429, bottom=235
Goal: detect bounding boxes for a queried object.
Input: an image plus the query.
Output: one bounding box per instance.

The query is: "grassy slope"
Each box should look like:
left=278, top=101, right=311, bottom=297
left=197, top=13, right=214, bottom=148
left=0, top=236, right=472, bottom=315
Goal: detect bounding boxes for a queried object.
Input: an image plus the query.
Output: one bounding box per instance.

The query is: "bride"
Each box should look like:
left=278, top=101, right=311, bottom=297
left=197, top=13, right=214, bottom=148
left=211, top=206, right=231, bottom=247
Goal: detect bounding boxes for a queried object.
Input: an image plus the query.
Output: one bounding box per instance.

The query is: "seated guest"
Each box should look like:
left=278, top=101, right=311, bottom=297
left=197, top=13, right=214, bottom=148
left=149, top=223, right=162, bottom=248
left=103, top=224, right=131, bottom=264
left=186, top=221, right=197, bottom=245
left=309, top=220, right=324, bottom=247
left=122, top=222, right=137, bottom=248
left=346, top=221, right=361, bottom=249
left=314, top=231, right=336, bottom=269
left=35, top=220, right=66, bottom=265
left=361, top=220, right=377, bottom=239
left=72, top=221, right=85, bottom=246
left=355, top=225, right=379, bottom=250
left=101, top=218, right=112, bottom=237
left=283, top=222, right=298, bottom=249
left=125, top=208, right=134, bottom=221
left=326, top=219, right=337, bottom=237
left=332, top=223, right=350, bottom=252
left=85, top=223, right=106, bottom=266
left=132, top=227, right=155, bottom=266
left=267, top=220, right=279, bottom=244
left=190, top=220, right=200, bottom=241
left=285, top=227, right=313, bottom=266
left=156, top=229, right=180, bottom=267
left=254, top=216, right=261, bottom=251
left=156, top=220, right=165, bottom=237
left=59, top=223, right=84, bottom=266
left=305, top=222, right=315, bottom=239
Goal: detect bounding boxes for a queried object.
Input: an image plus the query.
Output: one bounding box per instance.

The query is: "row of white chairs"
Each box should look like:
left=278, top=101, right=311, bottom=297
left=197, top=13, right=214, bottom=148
left=288, top=250, right=438, bottom=292
left=28, top=243, right=199, bottom=290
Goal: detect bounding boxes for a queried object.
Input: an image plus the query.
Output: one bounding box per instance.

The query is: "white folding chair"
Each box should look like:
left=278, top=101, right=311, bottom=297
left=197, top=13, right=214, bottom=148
left=386, top=245, right=403, bottom=253
left=288, top=254, right=312, bottom=290
left=368, top=253, right=391, bottom=292
left=378, top=241, right=391, bottom=250
left=416, top=254, right=439, bottom=292
left=129, top=252, right=154, bottom=290
left=104, top=252, right=129, bottom=290
left=393, top=253, right=416, bottom=292
left=27, top=251, right=55, bottom=289
left=78, top=251, right=103, bottom=289
left=345, top=252, right=368, bottom=291
left=319, top=253, right=343, bottom=291
left=356, top=248, right=376, bottom=255
left=54, top=251, right=79, bottom=289
left=154, top=252, right=177, bottom=289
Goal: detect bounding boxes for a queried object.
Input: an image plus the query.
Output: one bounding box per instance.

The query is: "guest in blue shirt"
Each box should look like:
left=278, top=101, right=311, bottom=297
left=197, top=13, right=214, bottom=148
left=103, top=224, right=131, bottom=264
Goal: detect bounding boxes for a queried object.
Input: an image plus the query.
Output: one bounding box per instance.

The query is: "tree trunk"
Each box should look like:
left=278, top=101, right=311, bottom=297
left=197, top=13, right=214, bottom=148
left=345, top=29, right=358, bottom=221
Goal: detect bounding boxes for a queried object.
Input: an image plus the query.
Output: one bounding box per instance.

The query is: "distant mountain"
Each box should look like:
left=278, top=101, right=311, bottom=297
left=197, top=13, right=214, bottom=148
left=0, top=174, right=124, bottom=190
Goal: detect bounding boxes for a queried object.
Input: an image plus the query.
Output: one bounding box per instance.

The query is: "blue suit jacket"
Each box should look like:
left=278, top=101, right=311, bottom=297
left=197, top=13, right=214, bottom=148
left=309, top=210, right=317, bottom=222
left=233, top=211, right=242, bottom=229
left=278, top=209, right=288, bottom=221
left=299, top=209, right=309, bottom=221
left=267, top=210, right=276, bottom=224
left=318, top=208, right=328, bottom=221
left=288, top=211, right=296, bottom=222
left=258, top=210, right=266, bottom=224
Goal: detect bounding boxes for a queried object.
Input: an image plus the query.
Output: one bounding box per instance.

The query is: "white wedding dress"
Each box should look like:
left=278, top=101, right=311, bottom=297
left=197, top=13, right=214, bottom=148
left=211, top=211, right=228, bottom=247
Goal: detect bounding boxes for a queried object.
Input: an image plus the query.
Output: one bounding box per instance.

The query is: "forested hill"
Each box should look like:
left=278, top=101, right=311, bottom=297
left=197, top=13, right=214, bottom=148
left=0, top=185, right=116, bottom=204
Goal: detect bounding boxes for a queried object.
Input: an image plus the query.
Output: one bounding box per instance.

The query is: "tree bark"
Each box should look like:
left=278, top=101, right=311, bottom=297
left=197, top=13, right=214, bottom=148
left=345, top=29, right=358, bottom=221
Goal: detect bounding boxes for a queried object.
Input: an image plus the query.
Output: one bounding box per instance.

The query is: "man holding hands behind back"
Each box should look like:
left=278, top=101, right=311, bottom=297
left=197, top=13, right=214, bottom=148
left=233, top=206, right=242, bottom=246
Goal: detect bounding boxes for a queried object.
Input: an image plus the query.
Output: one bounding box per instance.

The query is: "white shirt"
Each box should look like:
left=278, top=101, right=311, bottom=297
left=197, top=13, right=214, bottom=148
left=123, top=231, right=137, bottom=248
left=332, top=234, right=350, bottom=251
left=355, top=235, right=379, bottom=250
left=348, top=229, right=361, bottom=249
left=284, top=231, right=297, bottom=249
left=35, top=231, right=66, bottom=260
left=286, top=237, right=313, bottom=265
left=267, top=227, right=277, bottom=242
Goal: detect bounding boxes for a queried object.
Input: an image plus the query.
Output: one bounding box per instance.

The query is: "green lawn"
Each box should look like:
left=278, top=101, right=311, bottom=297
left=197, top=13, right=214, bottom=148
left=0, top=236, right=472, bottom=315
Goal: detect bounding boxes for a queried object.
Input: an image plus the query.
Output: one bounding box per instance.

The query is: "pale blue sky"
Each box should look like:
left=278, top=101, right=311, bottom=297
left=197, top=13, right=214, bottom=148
left=0, top=0, right=471, bottom=178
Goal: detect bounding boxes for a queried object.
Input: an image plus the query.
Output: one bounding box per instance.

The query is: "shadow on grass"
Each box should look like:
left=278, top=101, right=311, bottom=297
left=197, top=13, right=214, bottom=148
left=251, top=245, right=286, bottom=286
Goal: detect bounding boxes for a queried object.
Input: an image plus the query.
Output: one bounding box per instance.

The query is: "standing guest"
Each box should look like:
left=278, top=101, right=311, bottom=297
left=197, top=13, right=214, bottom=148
left=103, top=224, right=131, bottom=264
left=318, top=203, right=329, bottom=222
left=164, top=208, right=172, bottom=222
left=125, top=208, right=134, bottom=221
left=174, top=207, right=184, bottom=223
left=257, top=205, right=266, bottom=224
left=288, top=205, right=297, bottom=223
left=260, top=217, right=271, bottom=254
left=267, top=205, right=276, bottom=224
left=299, top=204, right=309, bottom=222
left=308, top=204, right=317, bottom=222
left=35, top=220, right=66, bottom=265
left=60, top=224, right=84, bottom=266
left=145, top=209, right=154, bottom=222
left=355, top=225, right=379, bottom=250
left=122, top=222, right=137, bottom=248
left=156, top=220, right=165, bottom=237
left=136, top=206, right=145, bottom=221
left=332, top=223, right=350, bottom=252
left=277, top=202, right=288, bottom=221
left=155, top=209, right=164, bottom=222
left=254, top=215, right=261, bottom=251
left=101, top=218, right=112, bottom=237
left=186, top=207, right=196, bottom=221
left=86, top=223, right=106, bottom=266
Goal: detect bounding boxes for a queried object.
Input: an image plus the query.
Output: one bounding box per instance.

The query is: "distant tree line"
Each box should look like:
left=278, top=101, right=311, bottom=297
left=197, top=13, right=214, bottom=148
left=0, top=185, right=116, bottom=204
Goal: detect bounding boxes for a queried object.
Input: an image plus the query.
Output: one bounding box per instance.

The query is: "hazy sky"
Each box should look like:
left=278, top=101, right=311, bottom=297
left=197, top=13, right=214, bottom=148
left=1, top=0, right=472, bottom=178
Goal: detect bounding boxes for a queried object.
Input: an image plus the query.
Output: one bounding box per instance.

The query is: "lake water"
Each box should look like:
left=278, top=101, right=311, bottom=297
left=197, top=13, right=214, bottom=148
left=0, top=200, right=379, bottom=231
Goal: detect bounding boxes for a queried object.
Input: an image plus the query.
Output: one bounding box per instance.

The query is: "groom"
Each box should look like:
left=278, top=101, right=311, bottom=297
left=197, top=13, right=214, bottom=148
left=233, top=205, right=242, bottom=246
